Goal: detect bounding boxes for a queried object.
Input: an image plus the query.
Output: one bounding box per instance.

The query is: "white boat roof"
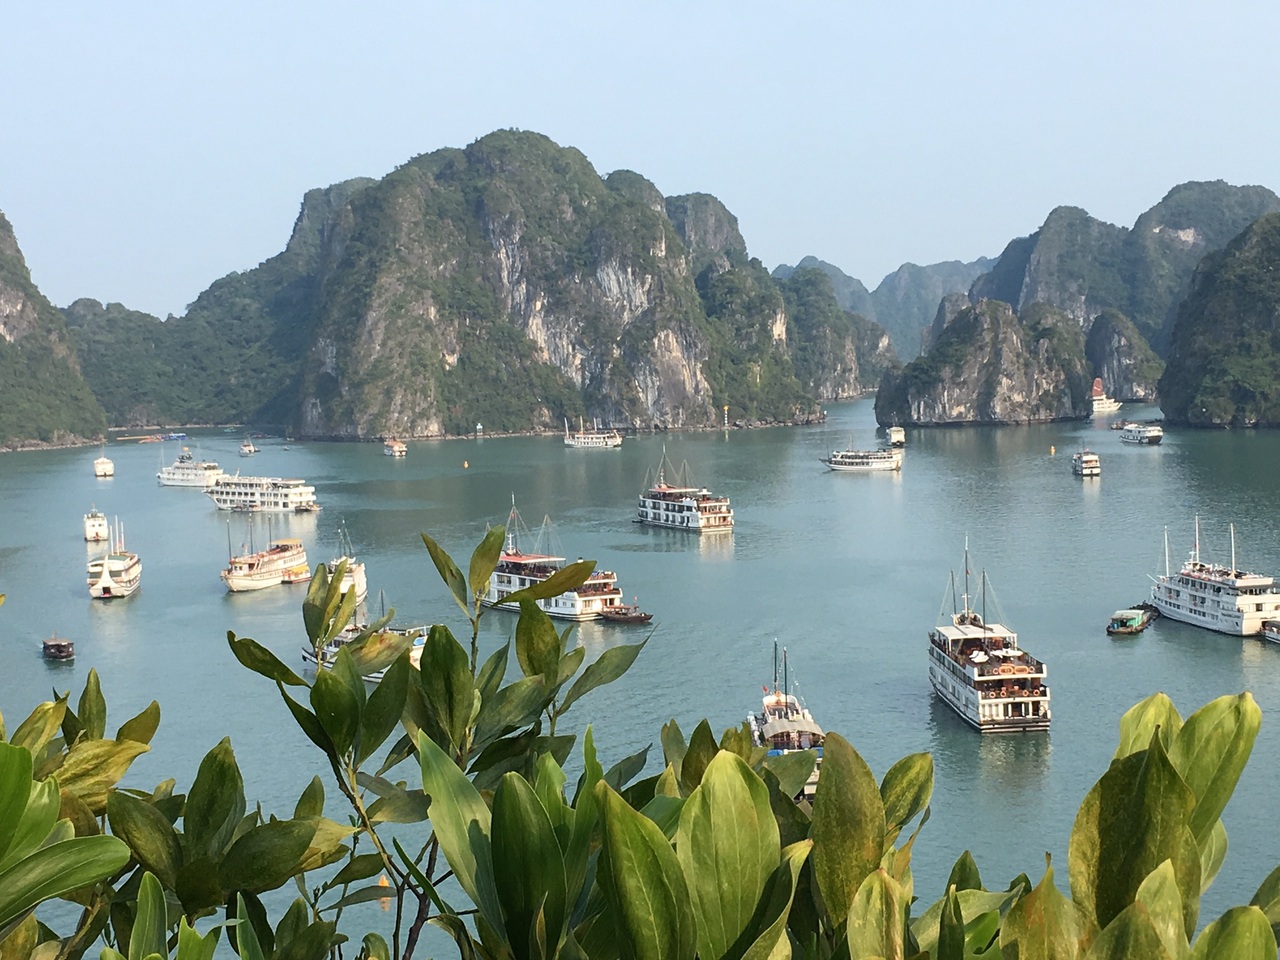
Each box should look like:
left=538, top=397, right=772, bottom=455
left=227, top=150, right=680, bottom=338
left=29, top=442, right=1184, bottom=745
left=500, top=551, right=565, bottom=564
left=759, top=717, right=825, bottom=739
left=934, top=621, right=1015, bottom=641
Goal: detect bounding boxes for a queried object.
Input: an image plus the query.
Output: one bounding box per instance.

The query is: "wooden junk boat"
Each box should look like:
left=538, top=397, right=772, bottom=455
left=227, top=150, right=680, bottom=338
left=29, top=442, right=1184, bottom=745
left=43, top=634, right=75, bottom=660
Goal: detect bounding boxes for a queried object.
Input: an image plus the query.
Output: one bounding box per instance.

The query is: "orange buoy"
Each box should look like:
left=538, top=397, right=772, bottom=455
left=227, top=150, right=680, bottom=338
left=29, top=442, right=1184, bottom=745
left=378, top=873, right=391, bottom=910
left=463, top=460, right=469, bottom=469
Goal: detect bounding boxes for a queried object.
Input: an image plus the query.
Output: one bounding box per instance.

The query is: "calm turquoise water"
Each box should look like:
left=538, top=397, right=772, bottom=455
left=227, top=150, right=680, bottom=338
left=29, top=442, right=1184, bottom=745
left=4, top=400, right=1280, bottom=928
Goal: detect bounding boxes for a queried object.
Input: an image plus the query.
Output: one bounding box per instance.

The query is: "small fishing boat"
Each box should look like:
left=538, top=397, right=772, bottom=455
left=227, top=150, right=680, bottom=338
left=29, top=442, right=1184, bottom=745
left=43, top=634, right=75, bottom=661
left=598, top=603, right=653, bottom=624
left=1106, top=605, right=1158, bottom=635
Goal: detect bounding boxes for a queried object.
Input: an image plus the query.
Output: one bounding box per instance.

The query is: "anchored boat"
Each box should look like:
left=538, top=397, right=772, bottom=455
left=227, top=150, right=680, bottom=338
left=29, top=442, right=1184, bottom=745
left=747, top=642, right=824, bottom=801
left=563, top=416, right=623, bottom=449
left=87, top=518, right=141, bottom=600
left=636, top=447, right=734, bottom=532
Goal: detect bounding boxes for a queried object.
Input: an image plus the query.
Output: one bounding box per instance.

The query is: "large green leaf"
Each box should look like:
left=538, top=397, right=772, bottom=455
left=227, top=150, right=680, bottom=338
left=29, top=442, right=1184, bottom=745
left=473, top=677, right=551, bottom=752
left=595, top=782, right=696, bottom=960
left=1069, top=732, right=1199, bottom=937
left=1189, top=906, right=1277, bottom=960
left=417, top=626, right=475, bottom=756
left=880, top=752, right=934, bottom=840
left=343, top=628, right=419, bottom=681
left=422, top=533, right=470, bottom=616
left=911, top=887, right=1014, bottom=957
left=1135, top=860, right=1190, bottom=960
left=77, top=670, right=107, bottom=742
left=810, top=732, right=885, bottom=928
left=227, top=633, right=307, bottom=687
left=846, top=869, right=907, bottom=960
left=1199, top=819, right=1228, bottom=893
left=175, top=917, right=221, bottom=960
left=1083, top=902, right=1172, bottom=960
left=558, top=641, right=646, bottom=716
left=0, top=744, right=36, bottom=866
left=294, top=776, right=325, bottom=820
left=999, top=863, right=1087, bottom=960
left=418, top=733, right=505, bottom=937
left=1114, top=694, right=1182, bottom=761
left=8, top=701, right=67, bottom=760
left=469, top=526, right=507, bottom=603
left=674, top=751, right=778, bottom=960
left=220, top=820, right=318, bottom=894
left=516, top=600, right=563, bottom=680
left=678, top=721, right=719, bottom=794
left=55, top=739, right=150, bottom=815
left=738, top=840, right=811, bottom=960
left=1167, top=693, right=1260, bottom=845
left=935, top=886, right=965, bottom=960
left=183, top=738, right=246, bottom=863
left=106, top=791, right=182, bottom=889
left=492, top=772, right=569, bottom=960
left=0, top=834, right=130, bottom=930
left=1250, top=864, right=1280, bottom=942
left=310, top=665, right=361, bottom=757
left=495, top=560, right=596, bottom=607
left=116, top=701, right=161, bottom=745
left=758, top=751, right=817, bottom=802
left=357, top=653, right=411, bottom=766
left=0, top=776, right=58, bottom=873
left=129, top=871, right=167, bottom=960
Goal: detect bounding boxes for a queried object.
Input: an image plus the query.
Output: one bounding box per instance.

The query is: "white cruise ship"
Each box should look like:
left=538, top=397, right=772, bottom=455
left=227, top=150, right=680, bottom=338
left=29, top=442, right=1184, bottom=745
left=1119, top=422, right=1163, bottom=445
left=87, top=519, right=141, bottom=600
left=820, top=447, right=903, bottom=472
left=636, top=448, right=734, bottom=532
left=564, top=417, right=623, bottom=448
left=1149, top=521, right=1280, bottom=635
left=207, top=475, right=320, bottom=512
left=1071, top=450, right=1101, bottom=477
left=1090, top=377, right=1122, bottom=415
left=158, top=449, right=226, bottom=488
left=221, top=538, right=310, bottom=592
left=483, top=501, right=638, bottom=620
left=84, top=507, right=110, bottom=542
left=93, top=451, right=114, bottom=477
left=928, top=547, right=1050, bottom=733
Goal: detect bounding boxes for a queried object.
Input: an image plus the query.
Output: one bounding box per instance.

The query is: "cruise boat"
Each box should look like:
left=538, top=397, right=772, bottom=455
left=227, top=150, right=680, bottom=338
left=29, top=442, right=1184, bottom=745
left=157, top=448, right=226, bottom=488
left=564, top=417, right=623, bottom=449
left=221, top=538, right=310, bottom=592
left=483, top=501, right=639, bottom=620
left=239, top=439, right=259, bottom=457
left=87, top=519, right=141, bottom=600
left=83, top=507, right=110, bottom=542
left=747, top=642, right=824, bottom=801
left=636, top=448, right=734, bottom=532
left=304, top=623, right=429, bottom=682
left=928, top=547, right=1050, bottom=733
left=383, top=438, right=407, bottom=458
left=327, top=527, right=368, bottom=605
left=1119, top=422, right=1164, bottom=445
left=93, top=446, right=114, bottom=478
left=887, top=425, right=906, bottom=447
left=1149, top=520, right=1280, bottom=635
left=1071, top=450, right=1101, bottom=477
left=1090, top=378, right=1122, bottom=416
left=207, top=475, right=320, bottom=512
left=820, top=447, right=903, bottom=472
left=1262, top=620, right=1280, bottom=645
left=43, top=634, right=75, bottom=661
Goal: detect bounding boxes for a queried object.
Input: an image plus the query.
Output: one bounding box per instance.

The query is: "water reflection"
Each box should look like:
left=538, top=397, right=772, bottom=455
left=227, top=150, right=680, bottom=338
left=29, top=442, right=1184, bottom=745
left=626, top=523, right=735, bottom=559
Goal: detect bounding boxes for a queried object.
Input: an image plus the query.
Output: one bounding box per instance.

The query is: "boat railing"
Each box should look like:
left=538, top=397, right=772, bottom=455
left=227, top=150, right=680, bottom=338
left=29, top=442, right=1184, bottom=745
left=981, top=683, right=1048, bottom=700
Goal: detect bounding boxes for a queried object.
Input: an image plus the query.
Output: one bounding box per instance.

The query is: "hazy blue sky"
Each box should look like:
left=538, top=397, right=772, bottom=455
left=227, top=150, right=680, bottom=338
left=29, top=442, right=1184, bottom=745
left=4, top=2, right=1278, bottom=318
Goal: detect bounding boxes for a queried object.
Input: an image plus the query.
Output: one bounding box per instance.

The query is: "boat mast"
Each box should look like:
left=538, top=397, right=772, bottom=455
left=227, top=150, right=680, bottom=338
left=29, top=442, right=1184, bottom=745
left=772, top=639, right=779, bottom=694
left=1194, top=515, right=1201, bottom=563
left=1164, top=527, right=1170, bottom=577
left=783, top=647, right=790, bottom=715
left=949, top=570, right=958, bottom=617
left=1231, top=523, right=1237, bottom=574
left=962, top=538, right=971, bottom=615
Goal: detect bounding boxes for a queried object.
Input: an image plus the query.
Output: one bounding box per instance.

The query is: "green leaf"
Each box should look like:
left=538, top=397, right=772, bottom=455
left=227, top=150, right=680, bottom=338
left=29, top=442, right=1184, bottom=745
left=279, top=688, right=336, bottom=757
left=759, top=750, right=817, bottom=802
left=1136, top=860, right=1190, bottom=960
left=660, top=720, right=687, bottom=773
left=422, top=533, right=470, bottom=616
left=106, top=791, right=182, bottom=890
left=1190, top=906, right=1278, bottom=960
left=176, top=917, right=221, bottom=960
left=234, top=894, right=269, bottom=960
left=605, top=745, right=652, bottom=792
left=469, top=525, right=507, bottom=602
left=226, top=633, right=307, bottom=687
left=674, top=751, right=778, bottom=960
left=558, top=641, right=646, bottom=716
left=273, top=919, right=338, bottom=960
left=516, top=600, right=563, bottom=680
left=1250, top=864, right=1280, bottom=940
left=677, top=720, right=718, bottom=794
left=880, top=752, right=934, bottom=839
left=220, top=820, right=318, bottom=894
left=310, top=666, right=361, bottom=757
left=492, top=772, right=569, bottom=960
left=1083, top=902, right=1173, bottom=960
left=1200, top=819, right=1228, bottom=893
left=343, top=628, right=419, bottom=682
left=1167, top=693, right=1260, bottom=845
left=417, top=626, right=475, bottom=756
left=846, top=869, right=907, bottom=960
left=129, top=872, right=167, bottom=960
left=810, top=732, right=886, bottom=928
left=294, top=776, right=325, bottom=820
left=183, top=738, right=246, bottom=862
left=737, top=840, right=811, bottom=960
left=495, top=560, right=596, bottom=606
left=0, top=775, right=58, bottom=872
left=947, top=850, right=983, bottom=893
left=1069, top=732, right=1200, bottom=937
left=359, top=932, right=391, bottom=960
left=999, top=862, right=1087, bottom=960
left=77, top=670, right=107, bottom=741
left=418, top=732, right=505, bottom=936
left=476, top=642, right=510, bottom=703
left=935, top=886, right=965, bottom=960
left=473, top=677, right=551, bottom=752
left=1114, top=693, right=1182, bottom=761
left=323, top=853, right=386, bottom=891
left=116, top=701, right=161, bottom=745
left=0, top=744, right=36, bottom=866
left=0, top=834, right=130, bottom=931
left=9, top=701, right=68, bottom=760
left=595, top=781, right=696, bottom=960
left=55, top=738, right=150, bottom=815
left=357, top=654, right=411, bottom=766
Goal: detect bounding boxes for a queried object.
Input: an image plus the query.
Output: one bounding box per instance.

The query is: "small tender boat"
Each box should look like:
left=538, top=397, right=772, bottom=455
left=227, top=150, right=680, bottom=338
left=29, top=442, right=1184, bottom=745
left=43, top=634, right=75, bottom=661
left=383, top=438, right=407, bottom=457
left=239, top=438, right=259, bottom=457
left=887, top=425, right=906, bottom=447
left=598, top=603, right=653, bottom=624
left=1119, top=422, right=1163, bottom=445
left=1106, top=605, right=1158, bottom=635
left=87, top=519, right=142, bottom=599
left=1262, top=620, right=1280, bottom=645
left=564, top=416, right=623, bottom=449
left=820, top=446, right=903, bottom=472
left=84, top=507, right=110, bottom=542
left=747, top=642, right=824, bottom=801
left=1072, top=450, right=1101, bottom=477
left=1090, top=378, right=1122, bottom=416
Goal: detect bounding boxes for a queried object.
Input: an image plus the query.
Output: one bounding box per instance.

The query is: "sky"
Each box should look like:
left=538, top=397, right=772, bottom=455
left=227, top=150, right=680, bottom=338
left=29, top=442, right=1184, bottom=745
left=3, top=2, right=1279, bottom=319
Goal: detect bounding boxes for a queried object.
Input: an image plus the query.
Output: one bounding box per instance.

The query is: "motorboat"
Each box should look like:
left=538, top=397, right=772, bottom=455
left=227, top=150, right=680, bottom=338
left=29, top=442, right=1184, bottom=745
left=1149, top=520, right=1280, bottom=635
left=1262, top=620, right=1280, bottom=645
left=928, top=544, right=1050, bottom=732
left=564, top=417, right=623, bottom=448
left=747, top=642, right=824, bottom=801
left=636, top=447, right=734, bottom=532
left=1071, top=450, right=1101, bottom=477
left=93, top=445, right=114, bottom=478
left=598, top=603, right=653, bottom=624
left=887, top=425, right=906, bottom=447
left=43, top=634, right=75, bottom=661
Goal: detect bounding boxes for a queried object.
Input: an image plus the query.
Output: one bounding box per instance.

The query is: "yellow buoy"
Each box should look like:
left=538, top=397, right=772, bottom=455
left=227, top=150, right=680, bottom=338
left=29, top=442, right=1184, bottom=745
left=378, top=873, right=391, bottom=910
left=1050, top=445, right=1056, bottom=456
left=463, top=460, right=469, bottom=469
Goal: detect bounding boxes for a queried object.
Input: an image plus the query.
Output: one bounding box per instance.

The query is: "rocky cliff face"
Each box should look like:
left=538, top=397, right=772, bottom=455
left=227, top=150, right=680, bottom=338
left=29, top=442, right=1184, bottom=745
left=0, top=212, right=106, bottom=446
left=1083, top=310, right=1163, bottom=401
left=875, top=300, right=1089, bottom=426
